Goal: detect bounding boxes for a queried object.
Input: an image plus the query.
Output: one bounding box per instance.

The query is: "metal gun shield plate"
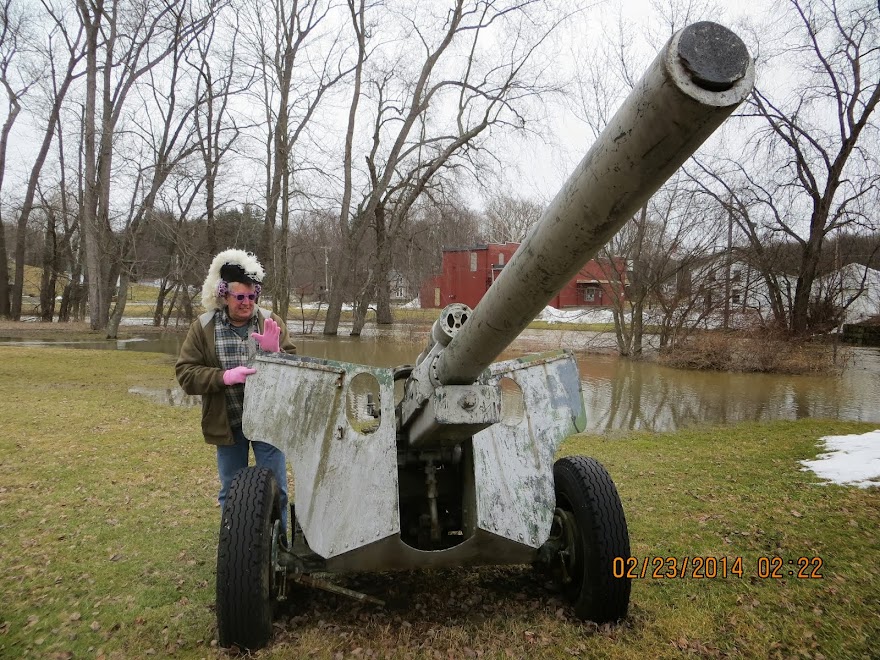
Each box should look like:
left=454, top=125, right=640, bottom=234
left=243, top=354, right=400, bottom=560
left=474, top=349, right=586, bottom=547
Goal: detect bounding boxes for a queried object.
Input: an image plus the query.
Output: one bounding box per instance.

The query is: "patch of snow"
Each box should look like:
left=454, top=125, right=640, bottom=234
left=801, top=430, right=880, bottom=488
left=401, top=298, right=421, bottom=309
left=295, top=302, right=354, bottom=311
left=537, top=306, right=615, bottom=325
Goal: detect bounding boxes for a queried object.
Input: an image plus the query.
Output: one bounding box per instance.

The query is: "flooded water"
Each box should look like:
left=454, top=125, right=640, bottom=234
left=7, top=322, right=880, bottom=434
left=577, top=349, right=880, bottom=435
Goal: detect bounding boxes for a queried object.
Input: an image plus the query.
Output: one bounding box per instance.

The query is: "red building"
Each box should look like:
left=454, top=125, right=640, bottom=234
left=419, top=243, right=628, bottom=309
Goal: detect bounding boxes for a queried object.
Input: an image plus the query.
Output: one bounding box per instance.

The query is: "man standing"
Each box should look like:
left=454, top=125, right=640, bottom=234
left=176, top=249, right=295, bottom=533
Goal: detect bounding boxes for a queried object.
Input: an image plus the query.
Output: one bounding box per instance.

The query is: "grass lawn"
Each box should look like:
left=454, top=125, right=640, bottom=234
left=0, top=346, right=877, bottom=659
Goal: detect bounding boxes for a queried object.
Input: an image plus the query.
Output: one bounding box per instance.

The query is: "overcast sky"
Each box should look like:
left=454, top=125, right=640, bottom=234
left=1, top=0, right=782, bottom=213
left=499, top=0, right=778, bottom=204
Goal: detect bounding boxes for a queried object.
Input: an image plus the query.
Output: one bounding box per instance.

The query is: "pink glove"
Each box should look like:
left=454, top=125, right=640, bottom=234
left=223, top=366, right=256, bottom=386
left=252, top=318, right=281, bottom=352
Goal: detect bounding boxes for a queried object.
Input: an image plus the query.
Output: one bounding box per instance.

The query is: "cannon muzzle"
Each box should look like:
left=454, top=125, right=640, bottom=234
left=434, top=21, right=754, bottom=385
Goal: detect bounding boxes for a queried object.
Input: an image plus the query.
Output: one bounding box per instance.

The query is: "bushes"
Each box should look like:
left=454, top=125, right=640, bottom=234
left=658, top=330, right=846, bottom=374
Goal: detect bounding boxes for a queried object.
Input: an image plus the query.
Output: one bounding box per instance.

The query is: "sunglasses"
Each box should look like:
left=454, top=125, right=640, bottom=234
left=229, top=293, right=257, bottom=302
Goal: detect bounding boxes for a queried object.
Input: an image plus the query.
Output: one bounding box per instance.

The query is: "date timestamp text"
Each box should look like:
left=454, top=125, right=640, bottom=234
left=613, top=556, right=824, bottom=579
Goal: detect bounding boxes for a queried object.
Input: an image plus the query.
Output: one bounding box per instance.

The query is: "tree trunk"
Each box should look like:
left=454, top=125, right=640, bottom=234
left=162, top=284, right=179, bottom=327
left=0, top=222, right=9, bottom=319
left=93, top=49, right=118, bottom=331
left=75, top=275, right=88, bottom=321
left=376, top=281, right=391, bottom=324
left=612, top=308, right=631, bottom=356
left=181, top=284, right=193, bottom=323
left=323, top=247, right=354, bottom=335
left=791, top=238, right=822, bottom=335
left=274, top=169, right=291, bottom=321
left=58, top=283, right=72, bottom=322
left=80, top=0, right=103, bottom=330
left=631, top=301, right=643, bottom=357
left=153, top=277, right=171, bottom=326
left=0, top=70, right=23, bottom=319
left=106, top=271, right=129, bottom=339
left=374, top=205, right=392, bottom=324
left=60, top=258, right=85, bottom=323
left=350, top=277, right=374, bottom=336
left=39, top=214, right=58, bottom=322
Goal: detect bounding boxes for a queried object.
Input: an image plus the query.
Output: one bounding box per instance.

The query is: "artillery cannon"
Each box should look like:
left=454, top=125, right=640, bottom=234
left=216, top=21, right=755, bottom=650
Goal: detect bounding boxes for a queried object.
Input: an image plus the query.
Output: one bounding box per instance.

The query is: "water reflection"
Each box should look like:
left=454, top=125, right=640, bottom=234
left=6, top=325, right=880, bottom=434
left=579, top=350, right=880, bottom=434
left=0, top=335, right=185, bottom=354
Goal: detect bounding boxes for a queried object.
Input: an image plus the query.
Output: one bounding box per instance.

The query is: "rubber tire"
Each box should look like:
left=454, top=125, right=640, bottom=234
left=216, top=467, right=281, bottom=650
left=553, top=455, right=631, bottom=623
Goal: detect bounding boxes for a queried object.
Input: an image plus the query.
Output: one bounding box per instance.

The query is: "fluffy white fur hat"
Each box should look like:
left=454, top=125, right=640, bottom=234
left=201, top=249, right=265, bottom=311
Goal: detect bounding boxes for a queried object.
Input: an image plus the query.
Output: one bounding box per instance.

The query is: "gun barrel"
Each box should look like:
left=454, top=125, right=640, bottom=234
left=435, top=21, right=754, bottom=386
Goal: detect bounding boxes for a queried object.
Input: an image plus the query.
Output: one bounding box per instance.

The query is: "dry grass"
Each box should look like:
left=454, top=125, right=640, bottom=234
left=1, top=346, right=878, bottom=659
left=658, top=331, right=848, bottom=375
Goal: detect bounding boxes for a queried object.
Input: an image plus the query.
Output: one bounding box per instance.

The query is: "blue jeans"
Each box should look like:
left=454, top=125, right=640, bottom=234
left=217, top=426, right=289, bottom=535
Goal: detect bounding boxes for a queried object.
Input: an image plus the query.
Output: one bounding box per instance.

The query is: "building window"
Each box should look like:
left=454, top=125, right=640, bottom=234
left=732, top=290, right=741, bottom=304
left=576, top=283, right=600, bottom=303
left=498, top=253, right=505, bottom=266
left=470, top=252, right=477, bottom=272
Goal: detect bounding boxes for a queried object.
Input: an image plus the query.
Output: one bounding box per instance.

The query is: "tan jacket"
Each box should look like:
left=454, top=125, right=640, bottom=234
left=175, top=308, right=296, bottom=445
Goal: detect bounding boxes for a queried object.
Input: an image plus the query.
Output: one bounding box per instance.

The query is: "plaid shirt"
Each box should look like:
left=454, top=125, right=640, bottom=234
left=214, top=309, right=258, bottom=430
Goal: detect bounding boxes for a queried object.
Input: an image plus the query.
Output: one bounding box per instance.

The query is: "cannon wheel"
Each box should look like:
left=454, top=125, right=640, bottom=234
left=551, top=456, right=631, bottom=623
left=216, top=467, right=282, bottom=650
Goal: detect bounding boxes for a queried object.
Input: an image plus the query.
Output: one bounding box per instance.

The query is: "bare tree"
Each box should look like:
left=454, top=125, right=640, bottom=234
left=325, top=0, right=569, bottom=336
left=321, top=0, right=367, bottom=334
left=148, top=179, right=203, bottom=327
left=594, top=176, right=727, bottom=356
left=188, top=0, right=243, bottom=258
left=741, top=0, right=880, bottom=335
left=688, top=158, right=794, bottom=329
left=0, top=0, right=39, bottom=318
left=105, top=1, right=215, bottom=338
left=400, top=195, right=483, bottom=302
left=287, top=209, right=338, bottom=332
left=78, top=0, right=211, bottom=332
left=240, top=0, right=351, bottom=322
left=9, top=1, right=83, bottom=320
left=36, top=186, right=64, bottom=321
left=49, top=56, right=84, bottom=324
left=639, top=186, right=728, bottom=350
left=481, top=193, right=542, bottom=243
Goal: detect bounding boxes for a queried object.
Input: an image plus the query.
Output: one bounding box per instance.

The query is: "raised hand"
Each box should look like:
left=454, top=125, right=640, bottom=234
left=252, top=318, right=281, bottom=352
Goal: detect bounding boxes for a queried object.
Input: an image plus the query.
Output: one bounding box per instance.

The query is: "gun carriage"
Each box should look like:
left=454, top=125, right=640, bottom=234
left=215, top=21, right=755, bottom=650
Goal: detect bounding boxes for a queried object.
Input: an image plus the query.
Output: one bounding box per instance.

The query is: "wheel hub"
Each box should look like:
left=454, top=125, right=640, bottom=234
left=548, top=507, right=578, bottom=585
